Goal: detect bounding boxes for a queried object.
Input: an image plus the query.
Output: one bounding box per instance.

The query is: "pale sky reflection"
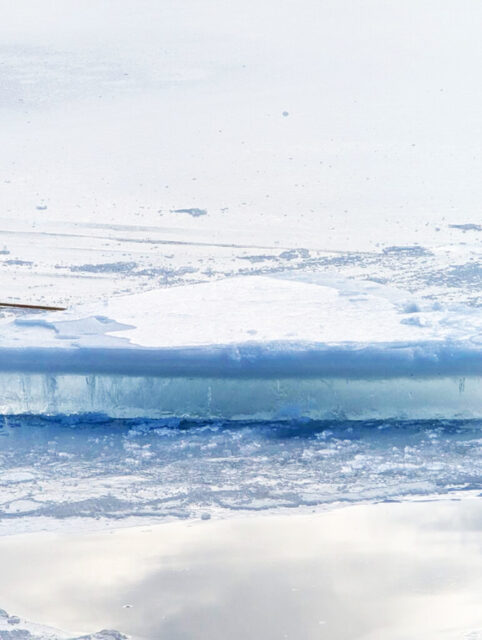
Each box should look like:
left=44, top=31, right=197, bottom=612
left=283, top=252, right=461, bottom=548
left=0, top=497, right=481, bottom=639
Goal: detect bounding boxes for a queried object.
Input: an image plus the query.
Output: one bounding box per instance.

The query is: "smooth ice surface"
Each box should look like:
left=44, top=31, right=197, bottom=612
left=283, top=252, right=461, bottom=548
left=0, top=415, right=480, bottom=535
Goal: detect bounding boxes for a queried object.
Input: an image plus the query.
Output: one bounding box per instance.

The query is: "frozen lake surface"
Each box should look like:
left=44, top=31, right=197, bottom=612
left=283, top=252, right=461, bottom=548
left=1, top=0, right=481, bottom=637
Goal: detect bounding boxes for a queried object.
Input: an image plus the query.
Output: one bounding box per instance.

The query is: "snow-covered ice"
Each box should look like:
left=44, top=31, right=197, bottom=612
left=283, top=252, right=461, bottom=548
left=2, top=1, right=482, bottom=256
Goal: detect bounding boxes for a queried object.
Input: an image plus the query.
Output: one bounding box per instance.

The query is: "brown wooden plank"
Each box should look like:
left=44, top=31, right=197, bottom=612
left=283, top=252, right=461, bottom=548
left=0, top=302, right=66, bottom=311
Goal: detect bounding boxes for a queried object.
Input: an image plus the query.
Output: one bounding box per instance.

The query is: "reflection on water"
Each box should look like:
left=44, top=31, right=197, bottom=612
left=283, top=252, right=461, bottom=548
left=0, top=497, right=481, bottom=639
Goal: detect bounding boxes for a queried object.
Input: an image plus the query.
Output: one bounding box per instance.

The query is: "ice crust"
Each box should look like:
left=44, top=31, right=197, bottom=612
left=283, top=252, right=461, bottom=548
left=0, top=274, right=480, bottom=420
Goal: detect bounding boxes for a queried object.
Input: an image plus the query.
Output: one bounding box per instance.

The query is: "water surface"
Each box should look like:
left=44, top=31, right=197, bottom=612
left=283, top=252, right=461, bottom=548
left=0, top=497, right=481, bottom=639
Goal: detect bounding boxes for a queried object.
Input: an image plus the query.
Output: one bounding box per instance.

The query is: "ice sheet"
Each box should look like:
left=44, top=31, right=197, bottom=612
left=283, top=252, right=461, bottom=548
left=0, top=274, right=480, bottom=419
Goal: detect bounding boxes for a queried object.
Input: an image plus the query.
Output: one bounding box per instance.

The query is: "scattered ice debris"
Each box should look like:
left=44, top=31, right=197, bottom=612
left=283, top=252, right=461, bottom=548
left=282, top=111, right=289, bottom=117
left=418, top=263, right=482, bottom=306
left=35, top=205, right=47, bottom=211
left=382, top=245, right=432, bottom=257
left=449, top=223, right=482, bottom=232
left=4, top=260, right=33, bottom=267
left=278, top=248, right=310, bottom=260
left=239, top=254, right=279, bottom=263
left=171, top=208, right=207, bottom=217
left=401, top=301, right=421, bottom=313
left=400, top=315, right=429, bottom=327
left=70, top=262, right=137, bottom=274
left=0, top=415, right=480, bottom=533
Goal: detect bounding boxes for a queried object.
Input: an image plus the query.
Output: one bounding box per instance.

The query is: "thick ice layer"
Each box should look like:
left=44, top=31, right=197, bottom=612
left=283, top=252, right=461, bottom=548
left=0, top=373, right=480, bottom=421
left=0, top=274, right=481, bottom=419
